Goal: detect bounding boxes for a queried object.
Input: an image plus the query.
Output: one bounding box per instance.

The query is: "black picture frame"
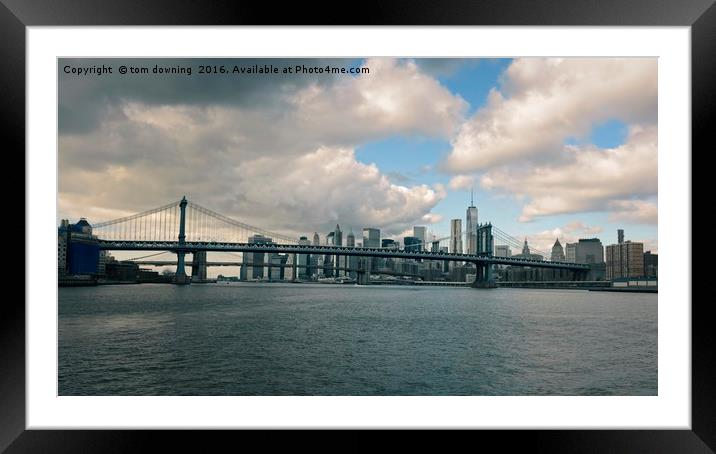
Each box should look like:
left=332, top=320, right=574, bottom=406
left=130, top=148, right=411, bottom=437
left=4, top=0, right=711, bottom=450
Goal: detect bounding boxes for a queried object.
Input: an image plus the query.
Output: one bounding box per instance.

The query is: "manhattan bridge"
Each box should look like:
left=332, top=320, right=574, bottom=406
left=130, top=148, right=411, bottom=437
left=89, top=197, right=589, bottom=287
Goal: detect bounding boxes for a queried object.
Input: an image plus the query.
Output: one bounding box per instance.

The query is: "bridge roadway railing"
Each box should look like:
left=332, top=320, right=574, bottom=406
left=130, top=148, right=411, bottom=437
left=99, top=240, right=590, bottom=271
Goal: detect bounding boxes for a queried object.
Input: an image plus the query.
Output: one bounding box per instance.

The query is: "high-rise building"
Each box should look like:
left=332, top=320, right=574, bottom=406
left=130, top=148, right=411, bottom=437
left=466, top=189, right=478, bottom=254
left=431, top=240, right=440, bottom=253
left=346, top=230, right=355, bottom=247
left=413, top=226, right=427, bottom=249
left=313, top=232, right=320, bottom=246
left=346, top=230, right=357, bottom=279
left=334, top=224, right=343, bottom=246
left=494, top=245, right=511, bottom=257
left=565, top=242, right=577, bottom=262
left=404, top=236, right=422, bottom=252
left=450, top=219, right=462, bottom=254
left=58, top=218, right=101, bottom=275
left=618, top=229, right=625, bottom=244
left=382, top=238, right=397, bottom=249
left=362, top=228, right=381, bottom=248
left=550, top=238, right=565, bottom=262
left=242, top=234, right=273, bottom=280
left=643, top=250, right=658, bottom=277
left=297, top=236, right=310, bottom=279
left=606, top=240, right=645, bottom=280
left=334, top=224, right=344, bottom=277
left=576, top=238, right=604, bottom=264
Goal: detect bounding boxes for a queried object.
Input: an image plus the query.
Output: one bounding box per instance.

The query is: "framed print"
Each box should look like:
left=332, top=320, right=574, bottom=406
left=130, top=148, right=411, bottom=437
left=5, top=0, right=712, bottom=450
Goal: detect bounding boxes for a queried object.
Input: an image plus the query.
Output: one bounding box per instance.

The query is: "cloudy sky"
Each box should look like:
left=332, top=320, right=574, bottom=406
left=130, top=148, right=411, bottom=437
left=58, top=57, right=657, bottom=255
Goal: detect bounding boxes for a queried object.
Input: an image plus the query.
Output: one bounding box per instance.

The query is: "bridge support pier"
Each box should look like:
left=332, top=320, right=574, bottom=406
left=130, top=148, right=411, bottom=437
left=471, top=262, right=497, bottom=288
left=173, top=252, right=190, bottom=285
left=172, top=196, right=191, bottom=285
left=357, top=257, right=371, bottom=285
left=291, top=253, right=298, bottom=282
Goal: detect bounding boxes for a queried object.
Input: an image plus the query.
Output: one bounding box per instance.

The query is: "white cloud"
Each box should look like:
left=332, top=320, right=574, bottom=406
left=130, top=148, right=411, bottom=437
left=231, top=147, right=446, bottom=236
left=445, top=58, right=657, bottom=172
left=448, top=174, right=475, bottom=191
left=499, top=221, right=606, bottom=257
left=288, top=58, right=467, bottom=145
left=608, top=200, right=658, bottom=224
left=59, top=58, right=464, bottom=236
left=479, top=125, right=657, bottom=223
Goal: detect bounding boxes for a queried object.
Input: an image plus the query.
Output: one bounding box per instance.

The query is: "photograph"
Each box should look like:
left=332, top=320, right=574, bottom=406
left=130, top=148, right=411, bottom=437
left=57, top=56, right=658, bottom=397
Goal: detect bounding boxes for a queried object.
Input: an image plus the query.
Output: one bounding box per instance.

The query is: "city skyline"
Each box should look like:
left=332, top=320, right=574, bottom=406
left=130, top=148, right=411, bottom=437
left=58, top=57, right=658, bottom=255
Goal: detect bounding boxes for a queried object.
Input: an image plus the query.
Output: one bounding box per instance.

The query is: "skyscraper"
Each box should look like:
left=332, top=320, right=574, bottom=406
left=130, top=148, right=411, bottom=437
left=334, top=224, right=343, bottom=277
left=363, top=228, right=381, bottom=269
left=495, top=245, right=511, bottom=257
left=313, top=232, right=320, bottom=246
left=346, top=229, right=357, bottom=279
left=298, top=236, right=310, bottom=279
left=565, top=242, right=577, bottom=262
left=413, top=226, right=427, bottom=249
left=346, top=229, right=355, bottom=247
left=362, top=228, right=380, bottom=248
left=466, top=189, right=478, bottom=254
left=576, top=238, right=604, bottom=264
left=606, top=240, right=645, bottom=280
left=242, top=234, right=273, bottom=280
left=404, top=236, right=422, bottom=252
left=550, top=238, right=565, bottom=262
left=450, top=219, right=462, bottom=254
left=334, top=224, right=343, bottom=246
left=618, top=229, right=625, bottom=244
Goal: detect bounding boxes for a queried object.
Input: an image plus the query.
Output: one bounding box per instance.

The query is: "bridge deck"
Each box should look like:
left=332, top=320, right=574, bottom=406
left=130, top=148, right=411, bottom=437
left=100, top=240, right=590, bottom=270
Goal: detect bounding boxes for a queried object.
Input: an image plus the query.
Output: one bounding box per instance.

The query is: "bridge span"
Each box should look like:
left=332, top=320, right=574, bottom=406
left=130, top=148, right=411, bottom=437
left=89, top=196, right=590, bottom=287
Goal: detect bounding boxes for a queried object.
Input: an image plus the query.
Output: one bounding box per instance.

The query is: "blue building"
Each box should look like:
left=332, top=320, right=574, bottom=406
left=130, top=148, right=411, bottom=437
left=58, top=218, right=101, bottom=275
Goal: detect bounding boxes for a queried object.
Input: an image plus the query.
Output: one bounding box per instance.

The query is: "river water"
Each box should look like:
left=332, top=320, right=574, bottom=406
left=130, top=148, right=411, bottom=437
left=58, top=283, right=657, bottom=395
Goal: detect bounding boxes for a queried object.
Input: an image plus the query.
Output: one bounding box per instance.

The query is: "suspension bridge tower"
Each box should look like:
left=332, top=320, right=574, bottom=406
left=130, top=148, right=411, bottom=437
left=173, top=196, right=191, bottom=285
left=472, top=222, right=497, bottom=288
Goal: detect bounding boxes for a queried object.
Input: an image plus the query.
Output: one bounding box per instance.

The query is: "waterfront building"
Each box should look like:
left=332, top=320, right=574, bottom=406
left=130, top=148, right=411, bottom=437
left=58, top=218, right=101, bottom=276
left=644, top=250, right=658, bottom=277
left=450, top=219, right=463, bottom=254
left=550, top=239, right=565, bottom=262
left=606, top=240, right=645, bottom=280
left=105, top=258, right=139, bottom=281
